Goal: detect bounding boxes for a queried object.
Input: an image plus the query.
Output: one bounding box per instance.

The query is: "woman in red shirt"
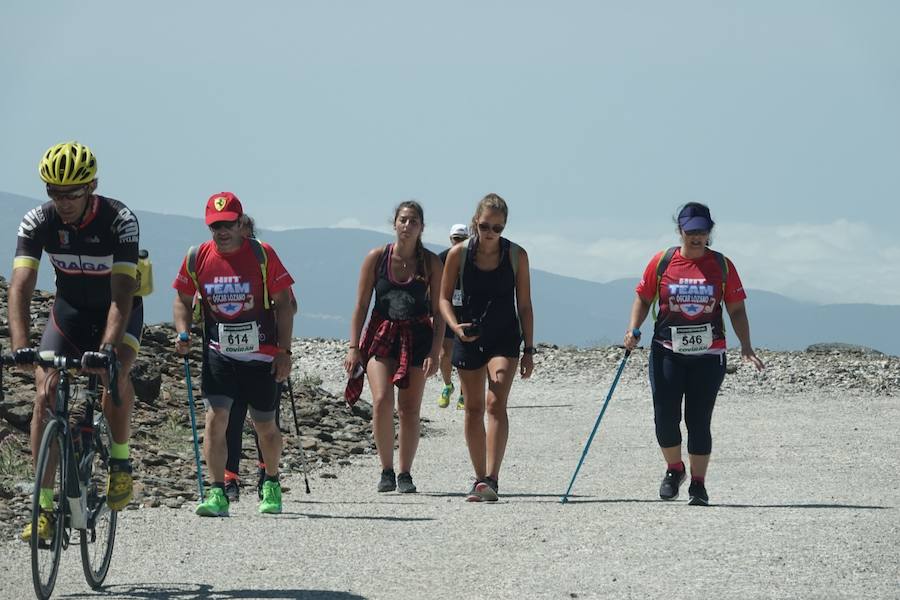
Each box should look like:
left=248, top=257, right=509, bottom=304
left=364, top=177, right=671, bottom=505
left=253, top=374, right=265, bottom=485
left=624, top=203, right=764, bottom=506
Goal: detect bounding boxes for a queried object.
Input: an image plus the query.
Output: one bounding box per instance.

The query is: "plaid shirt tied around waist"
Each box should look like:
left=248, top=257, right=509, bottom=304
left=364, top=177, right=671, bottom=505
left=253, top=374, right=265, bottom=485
left=344, top=311, right=432, bottom=407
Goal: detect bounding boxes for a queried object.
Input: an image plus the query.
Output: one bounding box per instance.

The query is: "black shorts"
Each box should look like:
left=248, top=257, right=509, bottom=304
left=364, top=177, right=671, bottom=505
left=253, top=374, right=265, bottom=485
left=201, top=350, right=280, bottom=421
left=40, top=296, right=144, bottom=358
left=451, top=326, right=522, bottom=371
left=444, top=325, right=455, bottom=340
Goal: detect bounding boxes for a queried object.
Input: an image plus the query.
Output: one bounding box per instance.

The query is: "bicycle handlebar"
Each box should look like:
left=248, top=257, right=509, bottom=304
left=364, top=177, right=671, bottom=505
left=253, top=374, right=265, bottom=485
left=0, top=348, right=121, bottom=406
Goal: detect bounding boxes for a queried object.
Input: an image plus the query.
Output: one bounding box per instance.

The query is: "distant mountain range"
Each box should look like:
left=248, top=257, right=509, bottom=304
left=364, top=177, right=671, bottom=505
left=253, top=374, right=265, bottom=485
left=2, top=191, right=898, bottom=355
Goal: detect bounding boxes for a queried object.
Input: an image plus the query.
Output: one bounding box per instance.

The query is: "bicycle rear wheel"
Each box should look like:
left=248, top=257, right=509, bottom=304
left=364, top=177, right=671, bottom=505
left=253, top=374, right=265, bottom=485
left=80, top=413, right=117, bottom=588
left=31, top=419, right=65, bottom=600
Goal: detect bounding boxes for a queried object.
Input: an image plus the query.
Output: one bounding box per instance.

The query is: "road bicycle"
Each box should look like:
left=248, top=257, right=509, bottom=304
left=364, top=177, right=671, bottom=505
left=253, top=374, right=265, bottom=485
left=0, top=348, right=120, bottom=599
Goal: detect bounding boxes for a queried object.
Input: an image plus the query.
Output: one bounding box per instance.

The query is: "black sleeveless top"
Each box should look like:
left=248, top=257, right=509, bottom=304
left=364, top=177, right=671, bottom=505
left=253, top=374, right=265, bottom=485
left=460, top=237, right=518, bottom=340
left=373, top=244, right=431, bottom=320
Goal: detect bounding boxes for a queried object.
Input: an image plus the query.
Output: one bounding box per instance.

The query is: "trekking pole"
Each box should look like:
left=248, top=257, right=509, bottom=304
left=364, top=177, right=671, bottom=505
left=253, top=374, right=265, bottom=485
left=287, top=377, right=312, bottom=493
left=179, top=332, right=205, bottom=501
left=560, top=346, right=633, bottom=504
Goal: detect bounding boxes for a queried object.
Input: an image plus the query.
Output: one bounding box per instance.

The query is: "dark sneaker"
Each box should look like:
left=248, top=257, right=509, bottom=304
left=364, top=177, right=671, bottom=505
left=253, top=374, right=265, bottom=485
left=465, top=480, right=483, bottom=502
left=688, top=481, right=709, bottom=506
left=377, top=469, right=396, bottom=492
left=476, top=476, right=499, bottom=502
left=659, top=468, right=686, bottom=500
left=397, top=472, right=417, bottom=494
left=224, top=479, right=240, bottom=503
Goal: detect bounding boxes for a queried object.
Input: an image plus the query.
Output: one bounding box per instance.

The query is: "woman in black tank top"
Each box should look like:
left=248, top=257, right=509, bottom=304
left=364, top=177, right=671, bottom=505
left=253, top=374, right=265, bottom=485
left=439, top=193, right=536, bottom=502
left=344, top=201, right=444, bottom=494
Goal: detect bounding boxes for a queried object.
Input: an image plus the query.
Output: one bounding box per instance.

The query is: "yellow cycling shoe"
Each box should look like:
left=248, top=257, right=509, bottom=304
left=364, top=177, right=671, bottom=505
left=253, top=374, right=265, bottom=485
left=21, top=511, right=55, bottom=542
left=106, top=459, right=133, bottom=511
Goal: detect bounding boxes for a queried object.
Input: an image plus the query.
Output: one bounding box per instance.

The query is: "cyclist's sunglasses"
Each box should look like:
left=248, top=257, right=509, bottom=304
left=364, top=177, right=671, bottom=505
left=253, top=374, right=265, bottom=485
left=477, top=222, right=505, bottom=234
left=46, top=185, right=89, bottom=201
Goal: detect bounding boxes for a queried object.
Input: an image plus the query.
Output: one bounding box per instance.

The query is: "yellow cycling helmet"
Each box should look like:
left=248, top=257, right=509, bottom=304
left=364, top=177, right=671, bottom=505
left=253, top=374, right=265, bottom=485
left=39, top=141, right=98, bottom=185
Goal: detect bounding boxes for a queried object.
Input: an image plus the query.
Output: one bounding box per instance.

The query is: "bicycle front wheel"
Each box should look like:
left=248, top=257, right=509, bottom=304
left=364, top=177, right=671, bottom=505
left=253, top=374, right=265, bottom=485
left=79, top=413, right=117, bottom=589
left=31, top=418, right=65, bottom=600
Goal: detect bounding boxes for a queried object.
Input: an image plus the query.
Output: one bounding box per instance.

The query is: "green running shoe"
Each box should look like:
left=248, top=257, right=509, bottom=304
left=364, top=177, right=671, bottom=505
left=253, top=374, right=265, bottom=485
left=438, top=384, right=453, bottom=408
left=258, top=480, right=282, bottom=514
left=195, top=487, right=229, bottom=517
left=456, top=394, right=465, bottom=410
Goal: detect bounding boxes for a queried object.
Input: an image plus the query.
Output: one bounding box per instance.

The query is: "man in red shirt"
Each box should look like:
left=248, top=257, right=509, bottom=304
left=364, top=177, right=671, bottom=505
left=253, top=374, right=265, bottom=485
left=172, top=192, right=295, bottom=516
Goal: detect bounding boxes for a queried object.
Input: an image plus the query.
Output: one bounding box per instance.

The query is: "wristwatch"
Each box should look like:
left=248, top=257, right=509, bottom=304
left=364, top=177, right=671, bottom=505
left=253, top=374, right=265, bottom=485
left=522, top=346, right=537, bottom=355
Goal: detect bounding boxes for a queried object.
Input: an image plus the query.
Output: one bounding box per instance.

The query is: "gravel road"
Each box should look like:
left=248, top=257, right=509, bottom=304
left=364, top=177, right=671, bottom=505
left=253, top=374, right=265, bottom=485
left=1, top=354, right=897, bottom=600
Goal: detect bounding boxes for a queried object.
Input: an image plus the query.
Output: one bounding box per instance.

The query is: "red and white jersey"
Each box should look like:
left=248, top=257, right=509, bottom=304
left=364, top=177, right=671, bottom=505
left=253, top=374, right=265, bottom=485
left=173, top=239, right=294, bottom=361
left=636, top=248, right=746, bottom=353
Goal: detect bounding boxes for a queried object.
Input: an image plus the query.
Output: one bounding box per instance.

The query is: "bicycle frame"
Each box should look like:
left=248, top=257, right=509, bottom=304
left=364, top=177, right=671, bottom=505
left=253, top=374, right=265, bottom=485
left=42, top=366, right=95, bottom=532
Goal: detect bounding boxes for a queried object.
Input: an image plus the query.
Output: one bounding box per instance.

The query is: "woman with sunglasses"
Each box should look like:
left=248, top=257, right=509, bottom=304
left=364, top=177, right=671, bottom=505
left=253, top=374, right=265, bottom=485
left=343, top=201, right=444, bottom=494
left=623, top=202, right=764, bottom=506
left=439, top=193, right=535, bottom=501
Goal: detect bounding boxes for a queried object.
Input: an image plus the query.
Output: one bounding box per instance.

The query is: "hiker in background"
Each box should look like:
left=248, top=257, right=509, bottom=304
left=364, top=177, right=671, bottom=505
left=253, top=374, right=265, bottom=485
left=439, top=193, right=535, bottom=502
left=173, top=193, right=295, bottom=516
left=436, top=223, right=470, bottom=410
left=343, top=201, right=444, bottom=494
left=623, top=202, right=764, bottom=506
left=222, top=214, right=298, bottom=502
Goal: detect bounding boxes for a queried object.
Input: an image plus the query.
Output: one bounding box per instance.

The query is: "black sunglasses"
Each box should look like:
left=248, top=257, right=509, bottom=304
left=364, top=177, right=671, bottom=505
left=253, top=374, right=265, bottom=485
left=684, top=229, right=710, bottom=236
left=477, top=222, right=504, bottom=234
left=209, top=220, right=239, bottom=231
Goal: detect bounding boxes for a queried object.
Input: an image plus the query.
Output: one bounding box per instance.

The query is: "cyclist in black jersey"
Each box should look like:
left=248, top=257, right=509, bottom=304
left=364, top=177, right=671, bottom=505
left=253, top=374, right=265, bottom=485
left=10, top=142, right=142, bottom=540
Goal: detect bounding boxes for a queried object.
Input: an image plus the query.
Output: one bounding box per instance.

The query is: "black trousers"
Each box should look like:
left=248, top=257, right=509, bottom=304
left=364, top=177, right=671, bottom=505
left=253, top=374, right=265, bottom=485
left=225, top=385, right=283, bottom=475
left=649, top=345, right=726, bottom=455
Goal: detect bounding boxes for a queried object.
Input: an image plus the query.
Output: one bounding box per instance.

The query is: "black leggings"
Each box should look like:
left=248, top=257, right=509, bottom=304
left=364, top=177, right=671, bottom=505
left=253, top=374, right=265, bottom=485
left=225, top=387, right=283, bottom=475
left=649, top=345, right=726, bottom=455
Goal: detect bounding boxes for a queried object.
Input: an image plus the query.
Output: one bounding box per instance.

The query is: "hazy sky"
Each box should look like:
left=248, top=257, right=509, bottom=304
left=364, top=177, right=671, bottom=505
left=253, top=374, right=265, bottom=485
left=2, top=2, right=898, bottom=304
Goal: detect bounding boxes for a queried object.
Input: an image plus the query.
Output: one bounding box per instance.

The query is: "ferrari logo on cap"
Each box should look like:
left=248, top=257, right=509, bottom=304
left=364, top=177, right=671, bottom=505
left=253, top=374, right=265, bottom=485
left=214, top=197, right=227, bottom=211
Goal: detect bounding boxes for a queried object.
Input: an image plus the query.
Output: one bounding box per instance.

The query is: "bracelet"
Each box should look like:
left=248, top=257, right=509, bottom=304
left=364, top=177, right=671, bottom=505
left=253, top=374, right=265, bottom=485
left=348, top=344, right=359, bottom=350
left=522, top=346, right=537, bottom=355
left=628, top=328, right=642, bottom=338
left=277, top=348, right=292, bottom=356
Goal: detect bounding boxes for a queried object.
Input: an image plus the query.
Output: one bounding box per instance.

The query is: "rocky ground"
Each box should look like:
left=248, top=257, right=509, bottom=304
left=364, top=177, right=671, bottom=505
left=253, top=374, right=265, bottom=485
left=1, top=276, right=898, bottom=544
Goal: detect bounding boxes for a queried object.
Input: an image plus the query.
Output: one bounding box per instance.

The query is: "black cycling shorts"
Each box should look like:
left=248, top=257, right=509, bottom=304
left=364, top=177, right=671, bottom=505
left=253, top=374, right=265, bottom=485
left=201, top=350, right=280, bottom=421
left=40, top=296, right=143, bottom=358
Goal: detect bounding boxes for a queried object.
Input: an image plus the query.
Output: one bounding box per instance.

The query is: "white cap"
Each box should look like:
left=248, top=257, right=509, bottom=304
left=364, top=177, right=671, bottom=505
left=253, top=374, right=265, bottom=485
left=449, top=223, right=469, bottom=238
